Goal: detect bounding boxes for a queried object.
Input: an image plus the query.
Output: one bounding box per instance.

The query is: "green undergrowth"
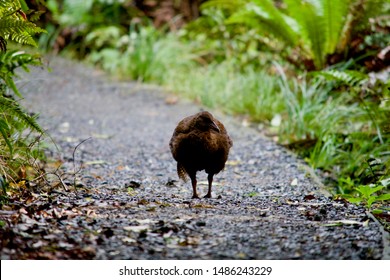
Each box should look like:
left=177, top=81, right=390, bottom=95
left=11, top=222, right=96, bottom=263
left=165, top=60, right=284, bottom=122
left=0, top=0, right=47, bottom=205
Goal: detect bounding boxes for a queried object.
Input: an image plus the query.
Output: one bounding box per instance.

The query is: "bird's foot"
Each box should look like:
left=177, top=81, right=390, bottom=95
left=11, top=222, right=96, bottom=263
left=192, top=194, right=200, bottom=199
left=203, top=193, right=212, bottom=198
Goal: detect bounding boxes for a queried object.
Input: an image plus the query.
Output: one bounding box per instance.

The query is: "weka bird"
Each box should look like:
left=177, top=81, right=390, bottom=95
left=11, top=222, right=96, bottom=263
left=169, top=111, right=233, bottom=198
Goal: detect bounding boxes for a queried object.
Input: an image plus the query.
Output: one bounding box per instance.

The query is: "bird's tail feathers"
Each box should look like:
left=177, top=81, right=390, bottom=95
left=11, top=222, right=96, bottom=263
left=177, top=163, right=188, bottom=182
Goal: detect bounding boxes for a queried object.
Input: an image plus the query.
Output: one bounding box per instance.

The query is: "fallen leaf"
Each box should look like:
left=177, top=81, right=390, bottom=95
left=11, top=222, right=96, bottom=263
left=197, top=181, right=222, bottom=186
left=271, top=114, right=282, bottom=127
left=322, top=220, right=369, bottom=227
left=226, top=160, right=241, bottom=166
left=92, top=133, right=113, bottom=139
left=32, top=240, right=46, bottom=248
left=122, top=237, right=137, bottom=244
left=58, top=242, right=74, bottom=249
left=165, top=95, right=179, bottom=105
left=84, top=160, right=107, bottom=166
left=193, top=204, right=214, bottom=209
left=291, top=178, right=298, bottom=186
left=116, top=165, right=130, bottom=171
left=304, top=194, right=316, bottom=200
left=123, top=225, right=149, bottom=232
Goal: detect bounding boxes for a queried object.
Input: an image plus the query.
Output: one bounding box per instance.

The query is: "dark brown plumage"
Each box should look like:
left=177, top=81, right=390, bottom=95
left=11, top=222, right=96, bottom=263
left=169, top=111, right=233, bottom=198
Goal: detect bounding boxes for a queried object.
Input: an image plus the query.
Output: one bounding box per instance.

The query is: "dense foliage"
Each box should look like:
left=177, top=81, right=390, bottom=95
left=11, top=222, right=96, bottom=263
left=38, top=0, right=390, bottom=209
left=199, top=0, right=389, bottom=70
left=0, top=0, right=46, bottom=203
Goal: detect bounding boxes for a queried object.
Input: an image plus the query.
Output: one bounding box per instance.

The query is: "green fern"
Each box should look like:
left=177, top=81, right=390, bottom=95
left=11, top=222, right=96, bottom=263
left=313, top=69, right=369, bottom=87
left=0, top=95, right=43, bottom=134
left=0, top=0, right=46, bottom=185
left=322, top=0, right=350, bottom=54
left=0, top=50, right=44, bottom=140
left=285, top=0, right=328, bottom=69
left=0, top=118, right=12, bottom=153
left=203, top=0, right=388, bottom=70
left=0, top=0, right=20, bottom=10
left=0, top=95, right=43, bottom=154
left=0, top=0, right=45, bottom=50
left=207, top=0, right=300, bottom=48
left=0, top=50, right=42, bottom=97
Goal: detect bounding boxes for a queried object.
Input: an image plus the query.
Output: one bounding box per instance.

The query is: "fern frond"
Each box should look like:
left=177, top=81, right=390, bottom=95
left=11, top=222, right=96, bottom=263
left=284, top=0, right=327, bottom=69
left=0, top=93, right=44, bottom=155
left=28, top=10, right=45, bottom=22
left=227, top=0, right=299, bottom=47
left=0, top=118, right=12, bottom=153
left=322, top=0, right=349, bottom=54
left=9, top=33, right=37, bottom=47
left=0, top=50, right=42, bottom=72
left=0, top=18, right=45, bottom=46
left=0, top=95, right=44, bottom=135
left=0, top=36, right=6, bottom=51
left=3, top=74, right=21, bottom=97
left=313, top=69, right=369, bottom=87
left=0, top=0, right=21, bottom=15
left=201, top=0, right=247, bottom=10
left=0, top=50, right=42, bottom=97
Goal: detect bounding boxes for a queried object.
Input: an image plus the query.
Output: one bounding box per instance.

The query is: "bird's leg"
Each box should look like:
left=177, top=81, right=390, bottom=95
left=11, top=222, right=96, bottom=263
left=204, top=174, right=213, bottom=198
left=190, top=174, right=199, bottom=199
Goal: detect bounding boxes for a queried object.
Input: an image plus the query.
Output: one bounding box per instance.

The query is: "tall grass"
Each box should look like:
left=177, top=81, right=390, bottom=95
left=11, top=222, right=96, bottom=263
left=276, top=65, right=389, bottom=192
left=276, top=65, right=365, bottom=143
left=165, top=61, right=284, bottom=122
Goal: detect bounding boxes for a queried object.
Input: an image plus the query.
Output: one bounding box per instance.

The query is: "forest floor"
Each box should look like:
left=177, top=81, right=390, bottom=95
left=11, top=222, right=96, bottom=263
left=1, top=56, right=389, bottom=259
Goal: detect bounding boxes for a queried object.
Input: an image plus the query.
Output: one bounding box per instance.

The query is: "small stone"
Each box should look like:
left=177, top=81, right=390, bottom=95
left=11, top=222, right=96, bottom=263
left=126, top=181, right=141, bottom=189
left=196, top=221, right=206, bottom=227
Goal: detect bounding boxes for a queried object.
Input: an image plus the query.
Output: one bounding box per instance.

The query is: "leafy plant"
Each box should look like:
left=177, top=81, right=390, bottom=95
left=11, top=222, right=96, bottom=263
left=274, top=62, right=390, bottom=198
left=0, top=0, right=46, bottom=51
left=0, top=87, right=43, bottom=154
left=88, top=24, right=198, bottom=83
left=0, top=1, right=46, bottom=195
left=41, top=0, right=143, bottom=55
left=341, top=184, right=390, bottom=208
left=313, top=68, right=390, bottom=182
left=183, top=6, right=276, bottom=70
left=0, top=50, right=45, bottom=183
left=202, top=0, right=390, bottom=70
left=0, top=49, right=42, bottom=97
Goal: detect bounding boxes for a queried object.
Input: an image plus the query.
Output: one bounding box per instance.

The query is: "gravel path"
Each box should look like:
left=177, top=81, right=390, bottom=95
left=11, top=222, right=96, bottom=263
left=2, top=56, right=388, bottom=259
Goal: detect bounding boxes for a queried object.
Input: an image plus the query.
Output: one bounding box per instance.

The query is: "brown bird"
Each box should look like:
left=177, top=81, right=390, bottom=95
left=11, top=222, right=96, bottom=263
left=169, top=111, right=233, bottom=198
